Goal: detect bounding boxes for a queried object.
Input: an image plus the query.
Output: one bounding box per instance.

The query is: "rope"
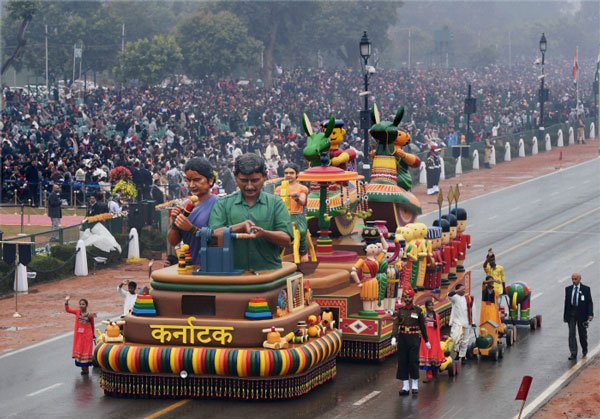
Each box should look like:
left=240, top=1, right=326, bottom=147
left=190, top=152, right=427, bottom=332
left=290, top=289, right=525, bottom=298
left=0, top=267, right=17, bottom=282
left=29, top=249, right=79, bottom=273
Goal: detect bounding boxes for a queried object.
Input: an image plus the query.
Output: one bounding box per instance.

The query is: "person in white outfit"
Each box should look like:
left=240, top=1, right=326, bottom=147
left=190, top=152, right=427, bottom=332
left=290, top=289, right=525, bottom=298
left=117, top=280, right=138, bottom=317
left=448, top=283, right=475, bottom=364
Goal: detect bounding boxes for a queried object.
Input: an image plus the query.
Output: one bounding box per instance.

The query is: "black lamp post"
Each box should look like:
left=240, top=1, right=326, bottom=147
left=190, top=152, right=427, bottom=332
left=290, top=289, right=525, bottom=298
left=359, top=31, right=372, bottom=180
left=538, top=33, right=547, bottom=135
left=464, top=83, right=477, bottom=144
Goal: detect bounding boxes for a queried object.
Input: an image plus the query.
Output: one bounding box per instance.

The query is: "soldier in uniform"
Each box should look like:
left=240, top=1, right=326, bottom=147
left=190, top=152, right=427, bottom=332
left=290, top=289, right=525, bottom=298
left=392, top=287, right=429, bottom=396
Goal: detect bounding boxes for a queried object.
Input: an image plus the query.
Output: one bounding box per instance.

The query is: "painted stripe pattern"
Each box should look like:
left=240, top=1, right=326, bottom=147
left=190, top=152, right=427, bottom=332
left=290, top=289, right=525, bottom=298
left=95, top=330, right=342, bottom=377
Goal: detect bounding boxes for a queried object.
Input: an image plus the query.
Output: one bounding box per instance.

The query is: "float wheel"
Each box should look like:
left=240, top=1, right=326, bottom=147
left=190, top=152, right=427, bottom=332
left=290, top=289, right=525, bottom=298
left=506, top=328, right=513, bottom=347
left=489, top=347, right=499, bottom=362
left=536, top=314, right=542, bottom=328
left=530, top=318, right=537, bottom=330
left=499, top=344, right=505, bottom=359
left=466, top=343, right=476, bottom=360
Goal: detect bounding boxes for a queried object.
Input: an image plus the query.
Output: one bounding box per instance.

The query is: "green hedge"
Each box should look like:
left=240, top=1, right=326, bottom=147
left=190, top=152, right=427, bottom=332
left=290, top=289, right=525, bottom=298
left=0, top=260, right=14, bottom=294
left=139, top=228, right=166, bottom=252
left=29, top=255, right=68, bottom=282
left=50, top=244, right=77, bottom=261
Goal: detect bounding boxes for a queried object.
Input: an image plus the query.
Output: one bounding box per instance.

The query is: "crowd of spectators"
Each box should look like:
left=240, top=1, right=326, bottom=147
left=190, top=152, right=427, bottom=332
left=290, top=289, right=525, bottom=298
left=0, top=57, right=595, bottom=206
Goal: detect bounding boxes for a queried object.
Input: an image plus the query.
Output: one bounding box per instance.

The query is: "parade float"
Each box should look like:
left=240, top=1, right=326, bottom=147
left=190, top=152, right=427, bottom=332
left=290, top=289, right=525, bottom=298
left=297, top=111, right=473, bottom=360
left=94, top=227, right=342, bottom=399
left=284, top=114, right=400, bottom=361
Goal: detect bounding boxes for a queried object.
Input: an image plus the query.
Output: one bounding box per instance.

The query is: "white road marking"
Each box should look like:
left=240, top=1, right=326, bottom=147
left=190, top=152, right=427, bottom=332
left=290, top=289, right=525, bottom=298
left=531, top=292, right=544, bottom=301
left=566, top=186, right=576, bottom=190
left=420, top=159, right=597, bottom=218
left=353, top=390, right=381, bottom=406
left=532, top=199, right=541, bottom=204
left=0, top=314, right=121, bottom=360
left=583, top=261, right=595, bottom=269
left=559, top=276, right=570, bottom=283
left=516, top=342, right=600, bottom=418
left=583, top=179, right=591, bottom=184
left=488, top=215, right=498, bottom=220
left=0, top=332, right=73, bottom=360
left=447, top=407, right=465, bottom=419
left=550, top=191, right=559, bottom=196
left=27, top=382, right=63, bottom=397
left=439, top=406, right=462, bottom=419
left=510, top=206, right=521, bottom=212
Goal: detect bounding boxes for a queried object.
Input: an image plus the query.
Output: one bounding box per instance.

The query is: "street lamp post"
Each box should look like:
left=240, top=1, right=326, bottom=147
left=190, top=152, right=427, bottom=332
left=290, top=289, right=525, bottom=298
left=359, top=31, right=372, bottom=180
left=538, top=33, right=547, bottom=136
left=464, top=83, right=477, bottom=144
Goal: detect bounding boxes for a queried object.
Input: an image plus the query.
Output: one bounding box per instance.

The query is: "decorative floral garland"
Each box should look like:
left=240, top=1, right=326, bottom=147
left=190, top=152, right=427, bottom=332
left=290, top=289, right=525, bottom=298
left=109, top=166, right=133, bottom=183
left=112, top=179, right=138, bottom=200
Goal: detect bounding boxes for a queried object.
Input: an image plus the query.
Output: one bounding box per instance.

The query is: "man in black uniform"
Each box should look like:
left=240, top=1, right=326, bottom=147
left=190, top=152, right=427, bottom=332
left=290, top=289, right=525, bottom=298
left=392, top=287, right=429, bottom=396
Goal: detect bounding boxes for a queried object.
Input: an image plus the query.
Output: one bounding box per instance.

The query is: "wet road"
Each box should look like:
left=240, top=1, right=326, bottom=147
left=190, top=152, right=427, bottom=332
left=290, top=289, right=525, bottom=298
left=1, top=160, right=599, bottom=419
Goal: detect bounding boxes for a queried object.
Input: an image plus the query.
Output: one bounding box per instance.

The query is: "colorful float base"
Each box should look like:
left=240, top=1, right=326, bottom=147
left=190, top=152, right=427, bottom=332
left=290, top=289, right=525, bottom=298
left=94, top=330, right=342, bottom=400
left=100, top=358, right=336, bottom=400
left=338, top=337, right=396, bottom=361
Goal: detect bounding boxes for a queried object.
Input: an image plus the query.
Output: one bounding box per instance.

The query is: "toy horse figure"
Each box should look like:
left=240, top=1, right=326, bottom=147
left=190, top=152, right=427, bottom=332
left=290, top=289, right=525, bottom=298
left=369, top=105, right=421, bottom=191
left=302, top=114, right=335, bottom=167
left=366, top=104, right=422, bottom=230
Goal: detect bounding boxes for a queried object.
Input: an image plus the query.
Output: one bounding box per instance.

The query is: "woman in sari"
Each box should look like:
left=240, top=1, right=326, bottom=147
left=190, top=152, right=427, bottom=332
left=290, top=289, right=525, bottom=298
left=64, top=296, right=95, bottom=374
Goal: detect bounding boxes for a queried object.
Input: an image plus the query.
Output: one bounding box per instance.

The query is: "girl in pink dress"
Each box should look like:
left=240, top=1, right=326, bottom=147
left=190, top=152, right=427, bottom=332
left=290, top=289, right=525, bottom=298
left=419, top=300, right=445, bottom=382
left=64, top=296, right=95, bottom=374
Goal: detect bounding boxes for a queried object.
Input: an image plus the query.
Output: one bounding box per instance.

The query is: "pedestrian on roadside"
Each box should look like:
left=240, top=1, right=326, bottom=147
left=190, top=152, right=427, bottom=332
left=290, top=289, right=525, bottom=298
left=64, top=296, right=95, bottom=375
left=426, top=145, right=442, bottom=195
left=118, top=279, right=138, bottom=317
left=576, top=116, right=586, bottom=144
left=564, top=272, right=593, bottom=360
left=48, top=183, right=62, bottom=242
left=484, top=138, right=493, bottom=169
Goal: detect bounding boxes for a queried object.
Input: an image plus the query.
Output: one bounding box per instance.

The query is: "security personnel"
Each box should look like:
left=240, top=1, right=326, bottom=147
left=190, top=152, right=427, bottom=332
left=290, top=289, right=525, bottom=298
left=392, top=287, right=429, bottom=396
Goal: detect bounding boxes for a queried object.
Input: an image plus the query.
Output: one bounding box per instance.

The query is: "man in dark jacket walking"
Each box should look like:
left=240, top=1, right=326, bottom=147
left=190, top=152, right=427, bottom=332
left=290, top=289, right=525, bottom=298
left=564, top=272, right=594, bottom=360
left=48, top=183, right=62, bottom=241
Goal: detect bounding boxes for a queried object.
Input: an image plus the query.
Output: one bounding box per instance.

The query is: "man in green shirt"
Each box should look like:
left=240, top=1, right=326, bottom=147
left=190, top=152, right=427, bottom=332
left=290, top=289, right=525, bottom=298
left=209, top=153, right=293, bottom=271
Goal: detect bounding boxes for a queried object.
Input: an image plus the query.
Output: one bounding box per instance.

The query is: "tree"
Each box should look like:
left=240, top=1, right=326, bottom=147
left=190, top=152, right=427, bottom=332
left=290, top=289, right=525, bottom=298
left=221, top=2, right=317, bottom=88
left=2, top=1, right=122, bottom=83
left=1, top=0, right=39, bottom=76
left=115, top=35, right=183, bottom=86
left=175, top=11, right=261, bottom=78
left=309, top=1, right=400, bottom=68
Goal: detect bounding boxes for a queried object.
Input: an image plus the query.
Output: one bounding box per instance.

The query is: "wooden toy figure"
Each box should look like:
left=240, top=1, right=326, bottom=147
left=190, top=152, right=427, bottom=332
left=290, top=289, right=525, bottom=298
left=425, top=227, right=443, bottom=291
left=442, top=214, right=461, bottom=281
left=451, top=207, right=471, bottom=272
left=433, top=219, right=454, bottom=287
left=321, top=119, right=356, bottom=170
left=398, top=225, right=417, bottom=291
left=351, top=239, right=387, bottom=312
left=411, top=223, right=429, bottom=290
left=177, top=248, right=187, bottom=274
